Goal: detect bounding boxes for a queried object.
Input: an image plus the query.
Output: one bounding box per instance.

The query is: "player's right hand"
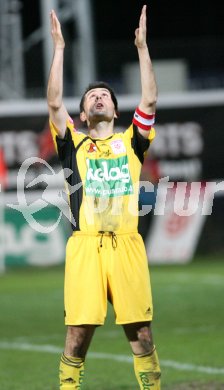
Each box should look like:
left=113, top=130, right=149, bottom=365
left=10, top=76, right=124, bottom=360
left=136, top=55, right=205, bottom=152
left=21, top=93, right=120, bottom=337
left=50, top=10, right=65, bottom=50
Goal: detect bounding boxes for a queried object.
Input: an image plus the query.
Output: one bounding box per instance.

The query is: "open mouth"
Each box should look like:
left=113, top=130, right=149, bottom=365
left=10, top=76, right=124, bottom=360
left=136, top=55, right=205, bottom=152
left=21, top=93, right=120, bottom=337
left=95, top=103, right=104, bottom=109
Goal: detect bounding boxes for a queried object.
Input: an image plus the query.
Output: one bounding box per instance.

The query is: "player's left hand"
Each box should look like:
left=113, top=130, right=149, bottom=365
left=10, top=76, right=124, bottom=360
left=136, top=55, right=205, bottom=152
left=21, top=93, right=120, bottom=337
left=135, top=5, right=147, bottom=49
left=50, top=9, right=65, bottom=50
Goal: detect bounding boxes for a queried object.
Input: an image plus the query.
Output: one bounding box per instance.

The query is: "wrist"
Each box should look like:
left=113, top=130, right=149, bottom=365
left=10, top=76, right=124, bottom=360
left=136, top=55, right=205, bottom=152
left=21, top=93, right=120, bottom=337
left=54, top=45, right=65, bottom=51
left=136, top=43, right=148, bottom=51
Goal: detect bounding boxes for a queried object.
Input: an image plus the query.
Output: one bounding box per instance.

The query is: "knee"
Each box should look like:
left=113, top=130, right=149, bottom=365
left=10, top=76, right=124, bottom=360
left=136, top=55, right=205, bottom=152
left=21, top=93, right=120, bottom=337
left=137, top=326, right=154, bottom=354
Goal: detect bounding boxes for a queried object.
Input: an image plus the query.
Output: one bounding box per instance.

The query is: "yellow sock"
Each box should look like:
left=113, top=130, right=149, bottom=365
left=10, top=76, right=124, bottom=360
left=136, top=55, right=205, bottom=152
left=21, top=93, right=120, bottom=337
left=59, top=353, right=85, bottom=389
left=133, top=346, right=161, bottom=389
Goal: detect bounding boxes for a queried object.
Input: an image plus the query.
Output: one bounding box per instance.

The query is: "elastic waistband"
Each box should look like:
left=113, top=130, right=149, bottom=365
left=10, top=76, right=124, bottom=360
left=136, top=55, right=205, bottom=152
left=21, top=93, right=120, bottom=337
left=72, top=230, right=138, bottom=237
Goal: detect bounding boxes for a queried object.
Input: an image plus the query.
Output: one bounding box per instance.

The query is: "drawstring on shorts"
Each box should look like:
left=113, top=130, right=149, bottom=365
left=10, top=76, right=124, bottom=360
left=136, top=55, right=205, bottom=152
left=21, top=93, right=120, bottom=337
left=98, top=231, right=117, bottom=249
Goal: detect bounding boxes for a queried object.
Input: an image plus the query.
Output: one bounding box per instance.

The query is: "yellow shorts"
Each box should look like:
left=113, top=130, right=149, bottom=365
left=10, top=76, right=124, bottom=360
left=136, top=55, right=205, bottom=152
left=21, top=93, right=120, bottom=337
left=64, top=231, right=153, bottom=325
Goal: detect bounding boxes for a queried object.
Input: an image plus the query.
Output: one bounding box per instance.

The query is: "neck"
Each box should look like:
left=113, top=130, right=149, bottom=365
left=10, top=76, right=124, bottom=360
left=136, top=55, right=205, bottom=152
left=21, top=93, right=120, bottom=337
left=88, top=120, right=114, bottom=139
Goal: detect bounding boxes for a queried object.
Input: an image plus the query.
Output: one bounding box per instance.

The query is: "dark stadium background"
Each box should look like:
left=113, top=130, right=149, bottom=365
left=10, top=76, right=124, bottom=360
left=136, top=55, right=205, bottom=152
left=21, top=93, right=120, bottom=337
left=21, top=0, right=224, bottom=95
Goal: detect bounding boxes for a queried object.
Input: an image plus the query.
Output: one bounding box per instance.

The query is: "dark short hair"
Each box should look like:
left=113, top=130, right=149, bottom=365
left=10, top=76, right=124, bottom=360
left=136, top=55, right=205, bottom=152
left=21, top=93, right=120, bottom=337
left=79, top=81, right=118, bottom=114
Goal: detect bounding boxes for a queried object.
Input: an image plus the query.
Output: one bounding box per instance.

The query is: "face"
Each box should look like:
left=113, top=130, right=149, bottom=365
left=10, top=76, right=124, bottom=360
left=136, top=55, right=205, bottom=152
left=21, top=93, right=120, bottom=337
left=80, top=88, right=117, bottom=123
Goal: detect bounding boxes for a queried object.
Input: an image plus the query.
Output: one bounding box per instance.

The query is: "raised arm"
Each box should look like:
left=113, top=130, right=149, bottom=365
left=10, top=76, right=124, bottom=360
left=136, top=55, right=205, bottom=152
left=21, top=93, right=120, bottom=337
left=47, top=10, right=69, bottom=138
left=133, top=5, right=157, bottom=138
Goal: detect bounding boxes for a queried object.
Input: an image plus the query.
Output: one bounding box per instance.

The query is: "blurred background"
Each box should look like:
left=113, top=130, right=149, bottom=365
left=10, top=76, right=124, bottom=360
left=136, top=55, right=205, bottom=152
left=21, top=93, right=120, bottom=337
left=1, top=4, right=224, bottom=389
left=1, top=0, right=224, bottom=98
left=0, top=0, right=224, bottom=269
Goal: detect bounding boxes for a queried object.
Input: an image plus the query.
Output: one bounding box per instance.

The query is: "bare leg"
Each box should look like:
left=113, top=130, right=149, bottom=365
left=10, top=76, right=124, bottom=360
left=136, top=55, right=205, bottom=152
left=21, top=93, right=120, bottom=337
left=123, top=322, right=161, bottom=390
left=64, top=325, right=96, bottom=358
left=123, top=321, right=154, bottom=355
left=59, top=325, right=96, bottom=389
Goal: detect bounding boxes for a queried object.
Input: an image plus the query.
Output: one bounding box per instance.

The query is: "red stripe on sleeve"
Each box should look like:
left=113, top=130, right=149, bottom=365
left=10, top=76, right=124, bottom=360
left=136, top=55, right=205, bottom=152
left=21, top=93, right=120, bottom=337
left=136, top=107, right=155, bottom=120
left=132, top=117, right=152, bottom=131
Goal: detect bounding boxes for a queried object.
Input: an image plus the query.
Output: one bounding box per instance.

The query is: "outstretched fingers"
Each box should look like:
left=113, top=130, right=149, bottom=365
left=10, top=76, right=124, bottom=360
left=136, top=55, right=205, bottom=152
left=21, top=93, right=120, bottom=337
left=50, top=10, right=65, bottom=48
left=139, top=5, right=147, bottom=31
left=50, top=10, right=59, bottom=33
left=135, top=5, right=147, bottom=48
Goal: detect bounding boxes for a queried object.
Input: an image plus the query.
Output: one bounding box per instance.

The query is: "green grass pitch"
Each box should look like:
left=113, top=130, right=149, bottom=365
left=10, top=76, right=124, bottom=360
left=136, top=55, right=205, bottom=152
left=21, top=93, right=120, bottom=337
left=0, top=257, right=224, bottom=389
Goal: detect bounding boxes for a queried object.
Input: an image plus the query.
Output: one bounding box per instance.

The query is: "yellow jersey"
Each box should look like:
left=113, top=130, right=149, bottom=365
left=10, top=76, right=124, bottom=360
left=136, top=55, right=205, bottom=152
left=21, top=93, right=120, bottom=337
left=50, top=120, right=155, bottom=233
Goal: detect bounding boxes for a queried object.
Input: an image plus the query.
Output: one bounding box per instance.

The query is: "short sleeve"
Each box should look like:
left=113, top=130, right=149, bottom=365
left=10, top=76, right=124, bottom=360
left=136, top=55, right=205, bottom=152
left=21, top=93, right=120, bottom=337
left=49, top=118, right=87, bottom=159
left=49, top=118, right=78, bottom=153
left=124, top=124, right=156, bottom=164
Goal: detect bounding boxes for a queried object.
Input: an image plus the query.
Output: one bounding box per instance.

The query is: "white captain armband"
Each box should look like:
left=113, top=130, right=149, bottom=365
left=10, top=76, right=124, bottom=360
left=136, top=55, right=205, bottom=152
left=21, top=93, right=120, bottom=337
left=133, top=107, right=155, bottom=131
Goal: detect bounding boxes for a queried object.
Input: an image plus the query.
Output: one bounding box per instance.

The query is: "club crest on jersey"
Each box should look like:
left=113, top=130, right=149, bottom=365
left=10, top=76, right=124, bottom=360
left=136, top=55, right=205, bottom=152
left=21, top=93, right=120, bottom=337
left=87, top=142, right=97, bottom=153
left=85, top=156, right=133, bottom=198
left=110, top=139, right=126, bottom=155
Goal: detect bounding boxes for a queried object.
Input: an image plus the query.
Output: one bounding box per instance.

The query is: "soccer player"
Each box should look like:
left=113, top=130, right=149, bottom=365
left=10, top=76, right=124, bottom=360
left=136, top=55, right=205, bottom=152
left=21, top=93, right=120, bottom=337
left=47, top=5, right=161, bottom=389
